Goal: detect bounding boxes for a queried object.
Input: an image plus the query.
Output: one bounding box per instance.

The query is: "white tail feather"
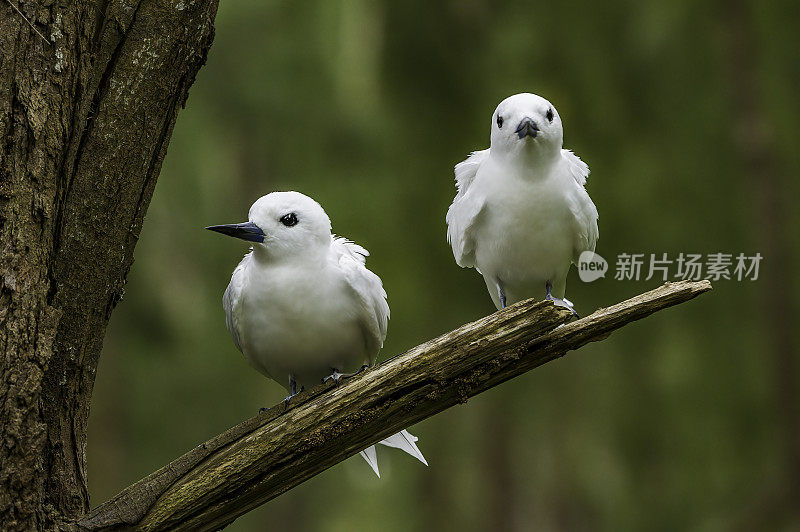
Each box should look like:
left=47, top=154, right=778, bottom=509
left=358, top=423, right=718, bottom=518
left=360, top=445, right=380, bottom=478
left=359, top=429, right=428, bottom=477
left=377, top=429, right=428, bottom=466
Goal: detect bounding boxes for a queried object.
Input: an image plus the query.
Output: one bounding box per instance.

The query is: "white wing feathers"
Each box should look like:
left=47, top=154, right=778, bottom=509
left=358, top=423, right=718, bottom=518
left=331, top=235, right=369, bottom=265
left=561, top=150, right=599, bottom=261
left=333, top=236, right=427, bottom=476
left=222, top=252, right=251, bottom=353
left=453, top=148, right=490, bottom=196
left=335, top=236, right=389, bottom=361
left=446, top=149, right=490, bottom=268
left=561, top=149, right=589, bottom=186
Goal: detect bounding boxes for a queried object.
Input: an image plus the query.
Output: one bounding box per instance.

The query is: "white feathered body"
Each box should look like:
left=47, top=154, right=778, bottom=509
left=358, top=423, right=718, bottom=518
left=448, top=149, right=598, bottom=309
left=224, top=238, right=388, bottom=390
left=214, top=191, right=424, bottom=475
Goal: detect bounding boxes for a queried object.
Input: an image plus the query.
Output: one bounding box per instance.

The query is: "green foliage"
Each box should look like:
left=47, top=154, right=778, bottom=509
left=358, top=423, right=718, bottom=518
left=88, top=1, right=800, bottom=530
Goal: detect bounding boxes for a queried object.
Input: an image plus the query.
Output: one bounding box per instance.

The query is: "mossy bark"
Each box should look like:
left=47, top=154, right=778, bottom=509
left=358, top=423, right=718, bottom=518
left=81, top=281, right=711, bottom=531
left=0, top=1, right=218, bottom=529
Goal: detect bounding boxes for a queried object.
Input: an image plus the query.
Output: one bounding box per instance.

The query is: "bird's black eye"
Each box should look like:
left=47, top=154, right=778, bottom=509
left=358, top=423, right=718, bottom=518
left=496, top=114, right=503, bottom=128
left=546, top=108, right=554, bottom=123
left=279, top=213, right=298, bottom=227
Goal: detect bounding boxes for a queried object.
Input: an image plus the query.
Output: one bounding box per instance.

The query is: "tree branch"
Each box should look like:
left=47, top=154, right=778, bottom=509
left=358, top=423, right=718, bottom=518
left=78, top=280, right=711, bottom=531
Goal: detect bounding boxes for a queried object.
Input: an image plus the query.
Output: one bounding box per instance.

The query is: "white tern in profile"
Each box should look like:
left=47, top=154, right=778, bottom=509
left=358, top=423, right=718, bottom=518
left=207, top=191, right=427, bottom=477
left=446, top=93, right=599, bottom=314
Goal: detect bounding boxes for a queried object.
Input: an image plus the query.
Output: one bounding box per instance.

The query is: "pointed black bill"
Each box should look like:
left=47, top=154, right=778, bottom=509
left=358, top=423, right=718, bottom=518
left=205, top=221, right=264, bottom=243
left=516, top=117, right=539, bottom=139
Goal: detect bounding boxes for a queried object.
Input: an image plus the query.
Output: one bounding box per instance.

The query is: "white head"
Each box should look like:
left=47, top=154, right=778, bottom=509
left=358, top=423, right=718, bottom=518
left=490, top=93, right=563, bottom=159
left=207, top=191, right=332, bottom=260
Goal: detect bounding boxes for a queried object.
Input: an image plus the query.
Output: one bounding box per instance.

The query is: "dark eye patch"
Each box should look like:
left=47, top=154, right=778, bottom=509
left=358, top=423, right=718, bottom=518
left=546, top=108, right=554, bottom=123
left=496, top=114, right=503, bottom=128
left=280, top=213, right=298, bottom=227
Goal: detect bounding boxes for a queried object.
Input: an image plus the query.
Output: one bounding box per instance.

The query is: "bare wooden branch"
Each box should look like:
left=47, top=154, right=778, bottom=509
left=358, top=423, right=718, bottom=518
left=78, top=280, right=711, bottom=531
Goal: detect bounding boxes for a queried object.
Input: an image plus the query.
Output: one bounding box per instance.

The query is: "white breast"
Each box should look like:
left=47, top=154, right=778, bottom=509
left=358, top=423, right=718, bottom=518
left=235, top=259, right=367, bottom=389
left=472, top=161, right=577, bottom=302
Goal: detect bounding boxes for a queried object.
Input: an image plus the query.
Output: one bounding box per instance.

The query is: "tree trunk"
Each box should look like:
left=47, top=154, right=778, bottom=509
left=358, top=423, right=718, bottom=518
left=0, top=1, right=218, bottom=529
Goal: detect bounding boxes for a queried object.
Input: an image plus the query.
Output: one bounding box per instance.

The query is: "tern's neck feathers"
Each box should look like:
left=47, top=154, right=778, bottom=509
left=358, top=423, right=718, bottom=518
left=489, top=143, right=561, bottom=175
left=251, top=233, right=332, bottom=266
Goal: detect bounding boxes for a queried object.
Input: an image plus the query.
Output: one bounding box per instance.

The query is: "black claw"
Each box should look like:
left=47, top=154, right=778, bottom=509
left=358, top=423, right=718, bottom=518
left=259, top=406, right=270, bottom=413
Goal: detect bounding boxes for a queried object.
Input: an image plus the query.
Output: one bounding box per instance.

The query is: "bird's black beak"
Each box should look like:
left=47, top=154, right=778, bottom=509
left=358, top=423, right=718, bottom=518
left=205, top=221, right=265, bottom=243
left=515, top=117, right=539, bottom=139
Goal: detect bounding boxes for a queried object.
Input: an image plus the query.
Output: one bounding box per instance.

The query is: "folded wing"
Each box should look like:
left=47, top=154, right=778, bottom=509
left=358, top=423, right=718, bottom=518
left=446, top=149, right=490, bottom=268
left=222, top=252, right=252, bottom=353
left=561, top=150, right=599, bottom=262
left=335, top=237, right=389, bottom=365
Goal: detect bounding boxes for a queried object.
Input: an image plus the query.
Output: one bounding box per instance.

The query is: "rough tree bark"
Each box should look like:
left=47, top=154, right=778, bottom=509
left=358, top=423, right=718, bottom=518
left=78, top=280, right=710, bottom=531
left=0, top=1, right=219, bottom=529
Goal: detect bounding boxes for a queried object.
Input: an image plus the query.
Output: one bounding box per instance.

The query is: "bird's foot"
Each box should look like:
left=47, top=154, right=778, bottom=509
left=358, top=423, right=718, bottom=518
left=323, top=365, right=370, bottom=385
left=545, top=293, right=580, bottom=318
left=283, top=387, right=304, bottom=408
left=496, top=282, right=507, bottom=309
left=323, top=369, right=344, bottom=385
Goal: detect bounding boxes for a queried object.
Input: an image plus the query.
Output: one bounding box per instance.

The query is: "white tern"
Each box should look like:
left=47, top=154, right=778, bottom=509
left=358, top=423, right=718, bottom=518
left=446, top=93, right=599, bottom=313
left=207, top=191, right=427, bottom=477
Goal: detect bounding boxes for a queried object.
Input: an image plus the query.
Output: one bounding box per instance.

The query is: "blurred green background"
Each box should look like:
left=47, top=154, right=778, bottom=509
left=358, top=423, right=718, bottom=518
left=87, top=1, right=800, bottom=530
